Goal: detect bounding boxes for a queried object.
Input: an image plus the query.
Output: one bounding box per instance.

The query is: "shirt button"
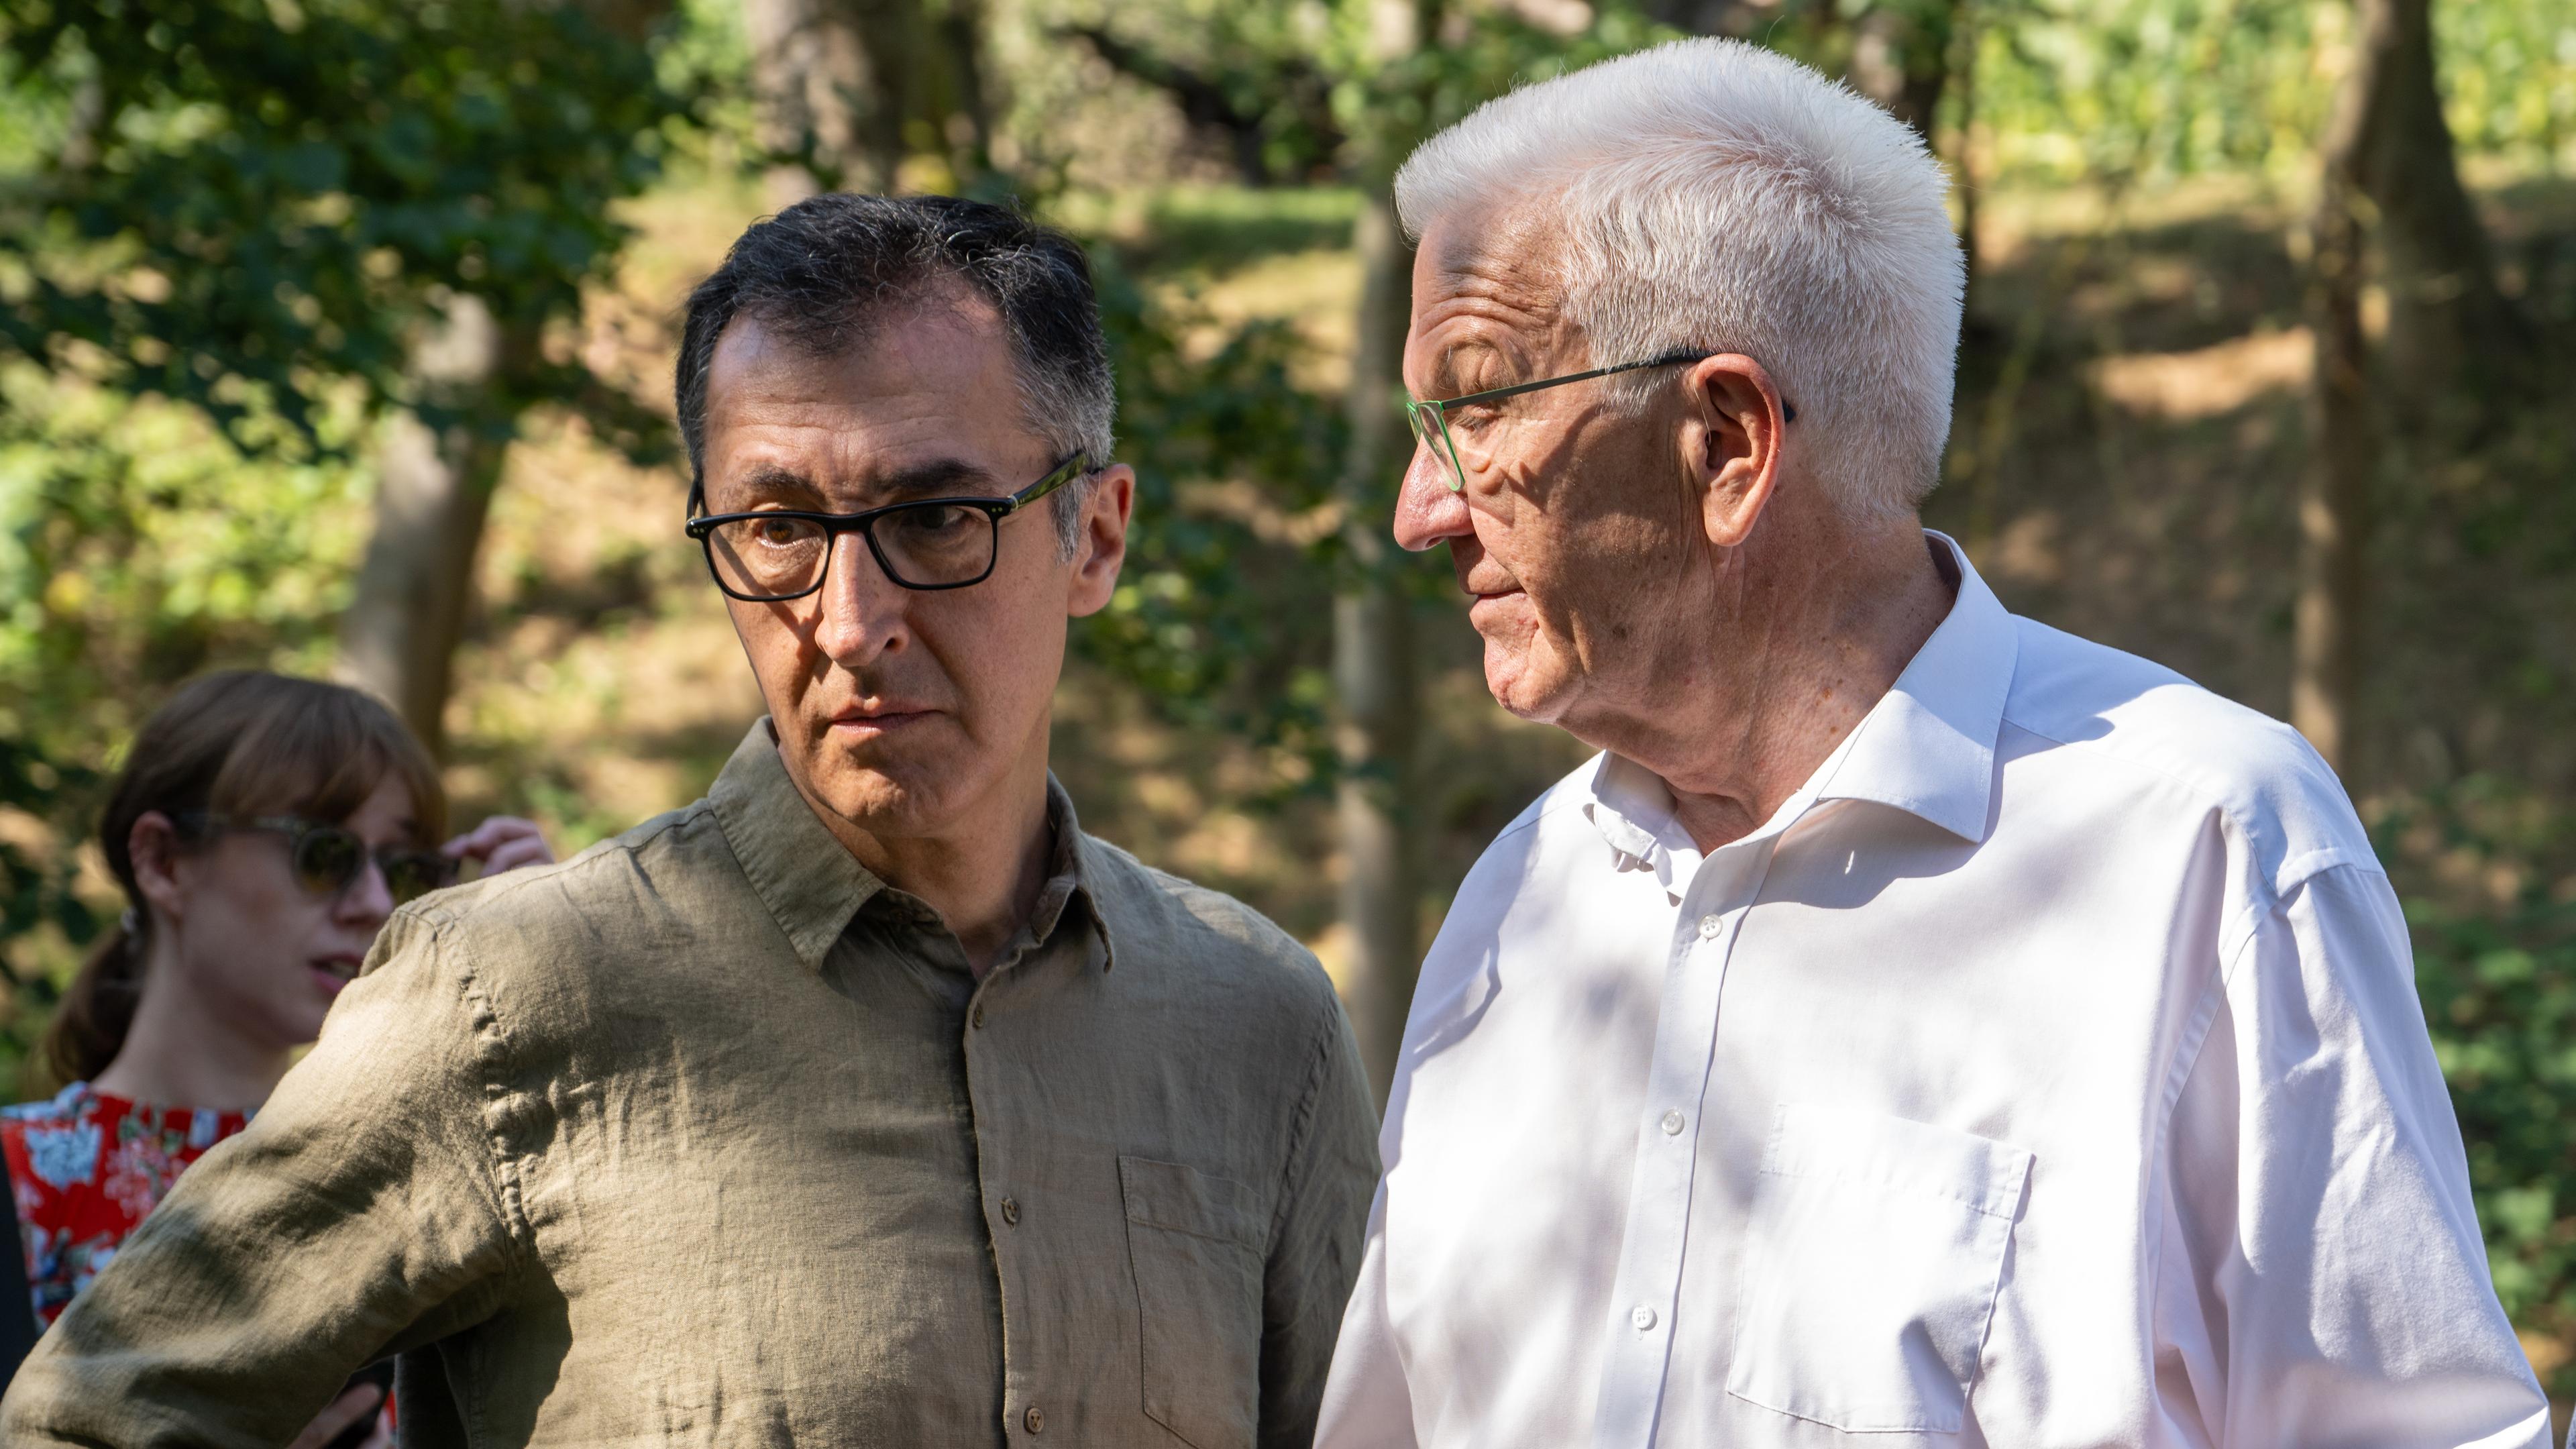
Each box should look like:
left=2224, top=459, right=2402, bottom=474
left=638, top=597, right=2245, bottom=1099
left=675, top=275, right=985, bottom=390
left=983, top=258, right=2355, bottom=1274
left=971, top=1003, right=985, bottom=1029
left=1697, top=914, right=1722, bottom=940
left=1024, top=1405, right=1044, bottom=1434
left=1000, top=1196, right=1020, bottom=1226
left=1631, top=1305, right=1658, bottom=1332
left=1660, top=1109, right=1685, bottom=1136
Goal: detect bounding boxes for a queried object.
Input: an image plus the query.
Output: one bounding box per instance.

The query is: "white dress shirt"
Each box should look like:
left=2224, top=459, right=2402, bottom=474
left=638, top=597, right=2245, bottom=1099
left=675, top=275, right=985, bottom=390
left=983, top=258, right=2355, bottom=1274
left=1315, top=535, right=2548, bottom=1449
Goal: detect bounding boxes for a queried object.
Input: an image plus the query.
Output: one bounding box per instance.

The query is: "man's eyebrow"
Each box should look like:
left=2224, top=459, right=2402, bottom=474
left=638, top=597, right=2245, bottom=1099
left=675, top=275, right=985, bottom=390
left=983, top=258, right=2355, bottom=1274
left=718, top=457, right=1008, bottom=510
left=729, top=464, right=827, bottom=505
left=865, top=458, right=1006, bottom=501
left=1423, top=322, right=1534, bottom=400
left=1424, top=342, right=1493, bottom=402
left=1430, top=347, right=1471, bottom=396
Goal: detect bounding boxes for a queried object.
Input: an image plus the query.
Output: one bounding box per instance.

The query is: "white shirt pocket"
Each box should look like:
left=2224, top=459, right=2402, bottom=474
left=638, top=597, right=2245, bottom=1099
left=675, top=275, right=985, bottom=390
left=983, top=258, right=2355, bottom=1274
left=1725, top=1102, right=2034, bottom=1435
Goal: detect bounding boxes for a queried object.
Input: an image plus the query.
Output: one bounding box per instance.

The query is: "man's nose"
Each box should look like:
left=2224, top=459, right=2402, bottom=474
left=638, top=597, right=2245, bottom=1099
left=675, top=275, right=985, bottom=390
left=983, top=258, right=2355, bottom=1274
left=810, top=530, right=911, bottom=667
left=1391, top=443, right=1472, bottom=553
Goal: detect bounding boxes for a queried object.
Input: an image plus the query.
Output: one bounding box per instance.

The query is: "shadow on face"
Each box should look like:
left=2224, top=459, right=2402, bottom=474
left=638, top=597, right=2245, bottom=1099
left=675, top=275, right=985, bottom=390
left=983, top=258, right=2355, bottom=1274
left=1397, top=209, right=1711, bottom=730
left=697, top=293, right=1104, bottom=845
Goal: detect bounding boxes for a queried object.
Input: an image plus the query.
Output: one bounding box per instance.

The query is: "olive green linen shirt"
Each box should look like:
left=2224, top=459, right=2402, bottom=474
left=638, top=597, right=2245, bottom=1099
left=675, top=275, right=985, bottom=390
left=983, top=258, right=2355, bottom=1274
left=1, top=721, right=1379, bottom=1449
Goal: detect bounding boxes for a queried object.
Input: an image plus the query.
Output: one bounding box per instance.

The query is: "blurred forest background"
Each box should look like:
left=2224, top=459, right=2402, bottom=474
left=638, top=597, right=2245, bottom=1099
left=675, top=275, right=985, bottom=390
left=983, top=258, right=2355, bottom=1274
left=3, top=0, right=2575, bottom=1394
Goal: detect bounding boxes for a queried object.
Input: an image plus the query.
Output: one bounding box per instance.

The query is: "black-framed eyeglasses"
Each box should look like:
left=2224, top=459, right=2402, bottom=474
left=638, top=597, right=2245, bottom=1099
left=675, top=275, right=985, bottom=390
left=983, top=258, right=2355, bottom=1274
left=176, top=812, right=455, bottom=905
left=1403, top=350, right=1797, bottom=492
left=684, top=452, right=1093, bottom=602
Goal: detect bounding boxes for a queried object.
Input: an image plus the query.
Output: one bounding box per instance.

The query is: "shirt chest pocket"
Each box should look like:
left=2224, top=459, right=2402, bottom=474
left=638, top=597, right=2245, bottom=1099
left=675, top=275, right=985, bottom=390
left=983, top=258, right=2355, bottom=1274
left=1120, top=1155, right=1265, bottom=1449
left=1725, top=1103, right=2033, bottom=1436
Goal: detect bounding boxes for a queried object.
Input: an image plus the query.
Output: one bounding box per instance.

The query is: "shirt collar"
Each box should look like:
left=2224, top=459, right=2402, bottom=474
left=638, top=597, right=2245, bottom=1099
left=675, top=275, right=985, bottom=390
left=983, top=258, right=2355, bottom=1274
left=1811, top=531, right=2017, bottom=843
left=709, top=719, right=885, bottom=973
left=1585, top=753, right=1705, bottom=894
left=710, top=720, right=1119, bottom=975
left=1583, top=530, right=2018, bottom=873
left=1046, top=775, right=1120, bottom=973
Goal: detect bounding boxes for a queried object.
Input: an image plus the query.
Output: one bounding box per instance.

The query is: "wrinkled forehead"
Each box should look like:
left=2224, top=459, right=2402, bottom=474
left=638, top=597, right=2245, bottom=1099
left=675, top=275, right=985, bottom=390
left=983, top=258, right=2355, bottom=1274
left=1416, top=191, right=1568, bottom=288
left=1407, top=197, right=1579, bottom=382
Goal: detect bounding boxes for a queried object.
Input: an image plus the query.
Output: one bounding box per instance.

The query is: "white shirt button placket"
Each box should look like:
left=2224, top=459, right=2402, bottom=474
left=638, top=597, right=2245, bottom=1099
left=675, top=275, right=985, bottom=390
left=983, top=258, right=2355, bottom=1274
left=1589, top=841, right=1774, bottom=1449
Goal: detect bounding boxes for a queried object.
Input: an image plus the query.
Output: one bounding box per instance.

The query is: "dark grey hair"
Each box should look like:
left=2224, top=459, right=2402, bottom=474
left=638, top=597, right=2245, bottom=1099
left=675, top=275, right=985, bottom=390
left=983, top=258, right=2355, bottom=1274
left=675, top=193, right=1115, bottom=552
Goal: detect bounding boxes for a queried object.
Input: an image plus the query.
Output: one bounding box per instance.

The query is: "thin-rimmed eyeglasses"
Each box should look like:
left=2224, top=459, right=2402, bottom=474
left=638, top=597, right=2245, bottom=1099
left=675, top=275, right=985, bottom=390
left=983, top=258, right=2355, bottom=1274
left=1403, top=351, right=1796, bottom=492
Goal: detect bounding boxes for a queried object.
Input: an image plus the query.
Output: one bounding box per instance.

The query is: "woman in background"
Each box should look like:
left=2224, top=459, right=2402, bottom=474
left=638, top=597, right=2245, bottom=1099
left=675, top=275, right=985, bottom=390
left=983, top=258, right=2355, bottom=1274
left=0, top=671, right=550, bottom=1440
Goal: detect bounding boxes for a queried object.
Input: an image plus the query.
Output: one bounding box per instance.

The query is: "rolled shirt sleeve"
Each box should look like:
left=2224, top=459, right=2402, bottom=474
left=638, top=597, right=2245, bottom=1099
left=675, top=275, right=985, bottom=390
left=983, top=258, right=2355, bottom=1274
left=0, top=907, right=527, bottom=1446
left=2154, top=862, right=2550, bottom=1446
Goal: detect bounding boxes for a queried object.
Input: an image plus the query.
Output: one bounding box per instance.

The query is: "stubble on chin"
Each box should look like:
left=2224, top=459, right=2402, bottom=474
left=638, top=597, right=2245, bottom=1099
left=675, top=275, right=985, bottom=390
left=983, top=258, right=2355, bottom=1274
left=802, top=741, right=910, bottom=824
left=795, top=720, right=979, bottom=842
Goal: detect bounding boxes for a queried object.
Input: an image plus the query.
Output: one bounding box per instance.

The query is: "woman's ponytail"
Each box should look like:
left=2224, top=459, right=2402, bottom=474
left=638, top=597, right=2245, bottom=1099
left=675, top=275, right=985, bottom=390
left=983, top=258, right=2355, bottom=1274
left=42, top=912, right=146, bottom=1087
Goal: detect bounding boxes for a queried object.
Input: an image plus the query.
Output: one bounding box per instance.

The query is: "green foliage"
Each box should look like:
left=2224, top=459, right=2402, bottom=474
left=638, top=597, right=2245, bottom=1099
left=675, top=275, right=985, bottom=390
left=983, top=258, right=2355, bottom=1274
left=1079, top=248, right=1346, bottom=789
left=1974, top=0, right=2576, bottom=188
left=0, top=0, right=700, bottom=1067
left=2439, top=0, right=2576, bottom=166
left=1974, top=0, right=2330, bottom=186
left=2400, top=791, right=2576, bottom=1389
left=0, top=361, right=374, bottom=1067
left=1330, top=2, right=1682, bottom=168
left=0, top=0, right=697, bottom=449
left=1046, top=0, right=1348, bottom=183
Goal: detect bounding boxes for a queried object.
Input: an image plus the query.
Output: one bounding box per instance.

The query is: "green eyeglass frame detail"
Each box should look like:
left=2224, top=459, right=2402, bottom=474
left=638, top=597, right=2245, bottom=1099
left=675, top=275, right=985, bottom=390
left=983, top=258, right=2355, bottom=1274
left=1402, top=350, right=1796, bottom=493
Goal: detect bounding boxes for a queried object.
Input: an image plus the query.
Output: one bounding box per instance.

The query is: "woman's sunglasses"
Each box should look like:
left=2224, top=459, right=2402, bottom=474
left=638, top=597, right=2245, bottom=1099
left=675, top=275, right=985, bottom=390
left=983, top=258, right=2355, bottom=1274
left=177, top=812, right=456, bottom=905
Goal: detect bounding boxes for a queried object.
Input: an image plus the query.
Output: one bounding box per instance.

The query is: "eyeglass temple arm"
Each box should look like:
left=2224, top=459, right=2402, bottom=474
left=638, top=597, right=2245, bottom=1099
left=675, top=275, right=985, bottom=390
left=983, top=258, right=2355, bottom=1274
left=1007, top=452, right=1092, bottom=510
left=1425, top=351, right=1796, bottom=422
left=1438, top=352, right=1703, bottom=407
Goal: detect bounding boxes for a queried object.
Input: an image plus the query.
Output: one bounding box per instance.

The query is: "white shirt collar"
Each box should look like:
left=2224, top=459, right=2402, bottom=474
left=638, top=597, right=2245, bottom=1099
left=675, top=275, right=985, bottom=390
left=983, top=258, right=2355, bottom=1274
left=1585, top=753, right=1700, bottom=892
left=1584, top=531, right=2018, bottom=877
left=1810, top=531, right=2017, bottom=844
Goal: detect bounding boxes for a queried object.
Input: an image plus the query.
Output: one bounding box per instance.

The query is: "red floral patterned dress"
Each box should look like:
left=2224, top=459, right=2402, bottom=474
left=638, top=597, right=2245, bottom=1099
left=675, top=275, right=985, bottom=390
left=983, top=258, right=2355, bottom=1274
left=2, top=1082, right=251, bottom=1328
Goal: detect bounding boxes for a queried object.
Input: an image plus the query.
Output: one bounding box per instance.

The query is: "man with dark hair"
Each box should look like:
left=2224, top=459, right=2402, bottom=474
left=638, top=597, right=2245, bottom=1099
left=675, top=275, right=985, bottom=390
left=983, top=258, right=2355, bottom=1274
left=3, top=194, right=1380, bottom=1448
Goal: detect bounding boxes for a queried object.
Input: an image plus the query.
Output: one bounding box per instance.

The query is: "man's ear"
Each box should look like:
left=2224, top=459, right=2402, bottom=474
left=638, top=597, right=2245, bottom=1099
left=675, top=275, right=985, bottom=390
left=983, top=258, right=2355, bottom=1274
left=1067, top=464, right=1134, bottom=619
left=1680, top=354, right=1789, bottom=548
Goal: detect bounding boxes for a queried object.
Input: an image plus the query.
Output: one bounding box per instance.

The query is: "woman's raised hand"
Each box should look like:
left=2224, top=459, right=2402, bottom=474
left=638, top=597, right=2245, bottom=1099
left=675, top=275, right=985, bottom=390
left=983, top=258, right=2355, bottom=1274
left=442, top=816, right=555, bottom=878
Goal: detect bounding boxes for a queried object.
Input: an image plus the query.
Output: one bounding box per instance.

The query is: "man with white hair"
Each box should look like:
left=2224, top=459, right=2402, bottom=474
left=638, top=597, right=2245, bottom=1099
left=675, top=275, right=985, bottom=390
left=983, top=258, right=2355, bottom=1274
left=1313, top=38, right=2548, bottom=1449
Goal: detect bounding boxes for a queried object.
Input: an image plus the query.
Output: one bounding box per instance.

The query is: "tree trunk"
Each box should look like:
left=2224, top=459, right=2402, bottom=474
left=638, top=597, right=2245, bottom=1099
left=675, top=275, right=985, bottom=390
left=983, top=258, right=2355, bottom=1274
left=2345, top=0, right=2533, bottom=402
left=843, top=0, right=937, bottom=189
left=1638, top=0, right=1768, bottom=38
left=936, top=0, right=996, bottom=182
left=1335, top=191, right=1423, bottom=1107
left=1849, top=0, right=1960, bottom=141
left=743, top=0, right=867, bottom=204
left=576, top=0, right=674, bottom=42
left=337, top=296, right=533, bottom=760
left=1058, top=25, right=1289, bottom=188
left=2294, top=36, right=2378, bottom=779
left=1951, top=4, right=1981, bottom=300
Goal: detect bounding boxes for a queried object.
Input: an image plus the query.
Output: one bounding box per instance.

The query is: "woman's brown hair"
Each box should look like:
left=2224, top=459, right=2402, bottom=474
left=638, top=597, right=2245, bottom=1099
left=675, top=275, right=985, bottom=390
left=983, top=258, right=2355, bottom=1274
left=42, top=671, right=447, bottom=1088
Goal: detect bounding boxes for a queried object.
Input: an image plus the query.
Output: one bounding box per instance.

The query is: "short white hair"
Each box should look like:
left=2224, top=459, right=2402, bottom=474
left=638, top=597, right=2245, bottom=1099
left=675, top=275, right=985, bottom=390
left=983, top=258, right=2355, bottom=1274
left=1393, top=38, right=1964, bottom=519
